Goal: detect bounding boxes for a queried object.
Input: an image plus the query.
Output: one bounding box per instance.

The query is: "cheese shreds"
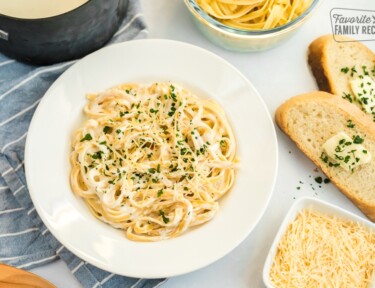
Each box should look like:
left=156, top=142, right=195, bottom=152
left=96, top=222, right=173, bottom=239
left=269, top=209, right=375, bottom=288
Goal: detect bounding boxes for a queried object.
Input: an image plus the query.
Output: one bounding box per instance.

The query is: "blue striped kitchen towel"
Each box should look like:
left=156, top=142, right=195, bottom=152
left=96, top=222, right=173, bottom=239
left=0, top=1, right=166, bottom=287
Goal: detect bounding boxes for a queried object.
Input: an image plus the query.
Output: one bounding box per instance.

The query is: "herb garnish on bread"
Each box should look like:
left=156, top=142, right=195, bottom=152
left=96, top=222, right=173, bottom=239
left=308, top=35, right=375, bottom=120
left=276, top=91, right=375, bottom=221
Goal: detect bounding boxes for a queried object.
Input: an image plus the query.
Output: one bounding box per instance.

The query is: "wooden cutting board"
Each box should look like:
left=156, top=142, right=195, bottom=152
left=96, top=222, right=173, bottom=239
left=0, top=263, right=56, bottom=288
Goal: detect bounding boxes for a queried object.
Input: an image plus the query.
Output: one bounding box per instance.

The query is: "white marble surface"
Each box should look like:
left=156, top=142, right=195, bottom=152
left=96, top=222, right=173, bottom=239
left=30, top=0, right=375, bottom=287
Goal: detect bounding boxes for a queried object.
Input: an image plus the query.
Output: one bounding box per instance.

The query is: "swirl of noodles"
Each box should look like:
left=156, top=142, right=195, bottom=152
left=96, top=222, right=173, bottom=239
left=196, top=0, right=313, bottom=30
left=70, top=82, right=238, bottom=241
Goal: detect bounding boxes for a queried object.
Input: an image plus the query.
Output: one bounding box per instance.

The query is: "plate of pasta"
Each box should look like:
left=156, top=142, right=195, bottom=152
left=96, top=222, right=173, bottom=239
left=25, top=39, right=278, bottom=278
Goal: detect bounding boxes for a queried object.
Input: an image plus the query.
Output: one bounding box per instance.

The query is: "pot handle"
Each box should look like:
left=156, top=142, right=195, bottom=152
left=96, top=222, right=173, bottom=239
left=0, top=29, right=8, bottom=40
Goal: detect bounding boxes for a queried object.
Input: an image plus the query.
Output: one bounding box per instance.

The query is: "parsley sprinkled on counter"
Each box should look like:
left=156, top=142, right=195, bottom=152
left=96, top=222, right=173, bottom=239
left=314, top=176, right=323, bottom=184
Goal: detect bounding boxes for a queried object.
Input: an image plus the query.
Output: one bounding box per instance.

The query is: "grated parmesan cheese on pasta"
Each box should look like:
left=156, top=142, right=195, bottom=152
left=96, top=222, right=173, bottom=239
left=269, top=209, right=375, bottom=288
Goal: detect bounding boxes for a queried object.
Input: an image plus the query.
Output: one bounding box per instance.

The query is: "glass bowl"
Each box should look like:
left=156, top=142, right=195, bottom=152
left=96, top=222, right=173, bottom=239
left=184, top=0, right=322, bottom=52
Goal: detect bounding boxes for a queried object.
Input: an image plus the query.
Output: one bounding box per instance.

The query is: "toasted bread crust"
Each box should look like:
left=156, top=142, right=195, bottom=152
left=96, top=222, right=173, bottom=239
left=276, top=91, right=375, bottom=221
left=308, top=34, right=375, bottom=96
left=308, top=35, right=334, bottom=93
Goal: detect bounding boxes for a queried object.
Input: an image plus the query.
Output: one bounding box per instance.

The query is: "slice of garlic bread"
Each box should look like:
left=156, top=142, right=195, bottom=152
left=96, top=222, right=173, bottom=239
left=276, top=91, right=375, bottom=221
left=308, top=35, right=375, bottom=120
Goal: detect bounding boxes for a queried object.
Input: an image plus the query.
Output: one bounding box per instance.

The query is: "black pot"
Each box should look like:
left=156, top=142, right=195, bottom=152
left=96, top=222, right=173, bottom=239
left=0, top=0, right=128, bottom=65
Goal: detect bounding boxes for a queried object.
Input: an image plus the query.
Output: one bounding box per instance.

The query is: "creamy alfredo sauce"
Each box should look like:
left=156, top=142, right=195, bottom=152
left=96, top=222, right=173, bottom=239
left=0, top=0, right=88, bottom=19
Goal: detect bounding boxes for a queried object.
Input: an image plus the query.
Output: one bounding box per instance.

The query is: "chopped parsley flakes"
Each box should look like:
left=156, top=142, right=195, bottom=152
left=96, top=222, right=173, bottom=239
left=80, top=133, right=92, bottom=142
left=159, top=210, right=169, bottom=224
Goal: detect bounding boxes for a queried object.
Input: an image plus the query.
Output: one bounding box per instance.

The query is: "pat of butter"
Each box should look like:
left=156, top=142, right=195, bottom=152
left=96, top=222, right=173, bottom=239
left=322, top=132, right=371, bottom=171
left=350, top=75, right=375, bottom=114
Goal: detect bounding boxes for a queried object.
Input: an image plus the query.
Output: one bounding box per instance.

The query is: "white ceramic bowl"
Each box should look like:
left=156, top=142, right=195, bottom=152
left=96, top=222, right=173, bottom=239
left=263, top=197, right=375, bottom=288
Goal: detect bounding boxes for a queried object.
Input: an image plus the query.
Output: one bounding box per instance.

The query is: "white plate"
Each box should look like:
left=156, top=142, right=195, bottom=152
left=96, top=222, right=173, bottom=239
left=263, top=197, right=375, bottom=288
left=25, top=39, right=278, bottom=278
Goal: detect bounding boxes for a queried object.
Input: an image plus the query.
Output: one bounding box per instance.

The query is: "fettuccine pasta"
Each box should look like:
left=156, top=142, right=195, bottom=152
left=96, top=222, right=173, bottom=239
left=196, top=0, right=313, bottom=30
left=70, top=82, right=238, bottom=241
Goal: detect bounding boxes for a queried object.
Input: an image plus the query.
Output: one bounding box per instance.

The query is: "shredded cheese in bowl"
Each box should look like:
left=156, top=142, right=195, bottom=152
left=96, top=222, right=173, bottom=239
left=269, top=209, right=375, bottom=288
